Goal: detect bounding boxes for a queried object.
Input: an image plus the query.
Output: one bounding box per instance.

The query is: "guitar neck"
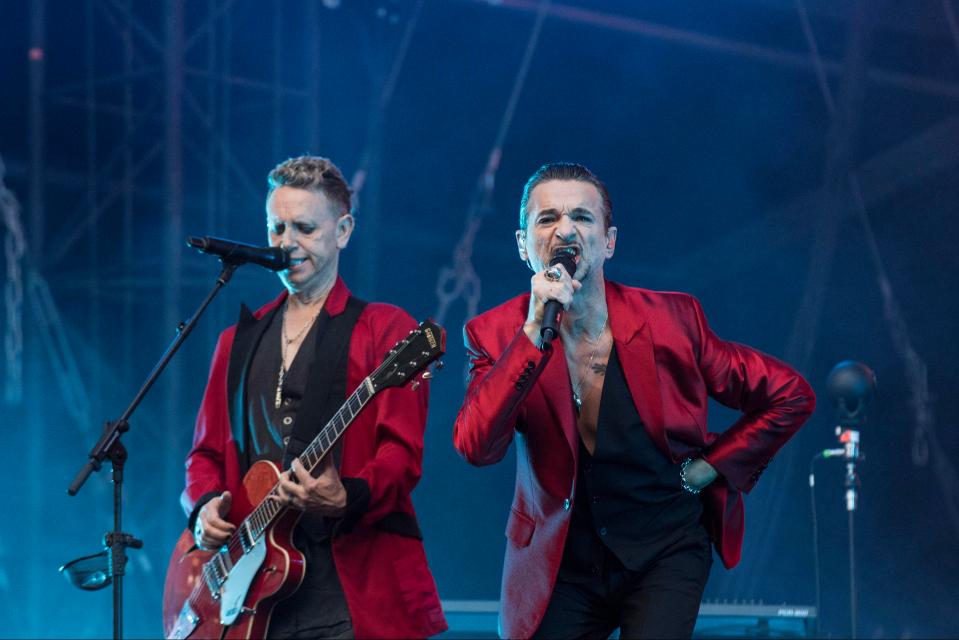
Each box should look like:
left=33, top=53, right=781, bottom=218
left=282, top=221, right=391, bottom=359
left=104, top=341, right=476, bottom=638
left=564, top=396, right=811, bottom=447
left=299, top=377, right=375, bottom=473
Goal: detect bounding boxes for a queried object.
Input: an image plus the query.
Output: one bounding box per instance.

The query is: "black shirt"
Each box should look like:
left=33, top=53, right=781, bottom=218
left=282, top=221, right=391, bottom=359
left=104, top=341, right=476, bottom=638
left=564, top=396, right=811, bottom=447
left=560, top=345, right=705, bottom=578
left=245, top=307, right=352, bottom=635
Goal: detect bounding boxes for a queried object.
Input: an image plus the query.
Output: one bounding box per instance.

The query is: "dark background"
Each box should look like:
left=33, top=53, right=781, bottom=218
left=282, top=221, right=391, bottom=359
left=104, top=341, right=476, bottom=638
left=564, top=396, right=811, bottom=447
left=1, top=0, right=957, bottom=637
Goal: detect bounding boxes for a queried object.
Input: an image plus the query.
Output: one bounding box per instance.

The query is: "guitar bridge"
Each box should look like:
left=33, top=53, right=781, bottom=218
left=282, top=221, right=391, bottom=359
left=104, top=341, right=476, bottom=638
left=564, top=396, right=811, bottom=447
left=167, top=601, right=200, bottom=640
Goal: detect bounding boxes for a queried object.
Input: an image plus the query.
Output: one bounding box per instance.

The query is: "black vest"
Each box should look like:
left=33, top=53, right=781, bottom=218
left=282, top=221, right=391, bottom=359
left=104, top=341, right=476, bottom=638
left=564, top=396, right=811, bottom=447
left=227, top=296, right=366, bottom=477
left=561, top=346, right=704, bottom=576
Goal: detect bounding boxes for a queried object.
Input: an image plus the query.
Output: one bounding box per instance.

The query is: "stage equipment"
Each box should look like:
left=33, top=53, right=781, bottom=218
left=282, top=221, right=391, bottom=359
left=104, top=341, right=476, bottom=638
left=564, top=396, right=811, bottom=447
left=438, top=600, right=817, bottom=638
left=62, top=236, right=271, bottom=640
left=809, top=360, right=876, bottom=639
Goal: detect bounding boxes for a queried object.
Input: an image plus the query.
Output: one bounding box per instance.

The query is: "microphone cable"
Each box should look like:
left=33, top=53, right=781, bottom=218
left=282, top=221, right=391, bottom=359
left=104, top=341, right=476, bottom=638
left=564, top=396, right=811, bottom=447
left=809, top=452, right=825, bottom=638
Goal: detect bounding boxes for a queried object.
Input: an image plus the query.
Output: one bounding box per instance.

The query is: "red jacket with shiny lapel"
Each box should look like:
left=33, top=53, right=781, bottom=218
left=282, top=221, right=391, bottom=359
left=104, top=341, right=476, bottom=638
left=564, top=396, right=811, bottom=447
left=453, top=281, right=815, bottom=640
left=182, top=277, right=447, bottom=639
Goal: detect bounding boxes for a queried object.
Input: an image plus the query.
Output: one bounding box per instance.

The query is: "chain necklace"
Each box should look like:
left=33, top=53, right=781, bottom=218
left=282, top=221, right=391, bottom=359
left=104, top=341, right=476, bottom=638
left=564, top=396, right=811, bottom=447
left=570, top=314, right=609, bottom=412
left=275, top=300, right=323, bottom=409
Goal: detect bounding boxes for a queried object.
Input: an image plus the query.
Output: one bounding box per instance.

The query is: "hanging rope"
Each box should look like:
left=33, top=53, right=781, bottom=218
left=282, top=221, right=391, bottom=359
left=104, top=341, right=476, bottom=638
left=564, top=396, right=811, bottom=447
left=434, top=0, right=551, bottom=328
left=349, top=0, right=426, bottom=201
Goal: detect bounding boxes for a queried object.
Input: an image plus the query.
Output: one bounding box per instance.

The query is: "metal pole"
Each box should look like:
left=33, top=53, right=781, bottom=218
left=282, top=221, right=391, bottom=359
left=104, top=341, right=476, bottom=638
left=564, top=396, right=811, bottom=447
left=307, top=0, right=320, bottom=151
left=86, top=0, right=101, bottom=413
left=122, top=0, right=134, bottom=379
left=206, top=0, right=221, bottom=344
left=272, top=0, right=283, bottom=160
left=164, top=2, right=185, bottom=606
left=26, top=1, right=46, bottom=636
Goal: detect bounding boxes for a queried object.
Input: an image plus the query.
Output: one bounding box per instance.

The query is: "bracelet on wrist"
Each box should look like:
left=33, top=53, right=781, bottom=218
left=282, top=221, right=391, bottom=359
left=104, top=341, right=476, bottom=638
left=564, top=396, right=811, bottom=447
left=680, top=457, right=702, bottom=495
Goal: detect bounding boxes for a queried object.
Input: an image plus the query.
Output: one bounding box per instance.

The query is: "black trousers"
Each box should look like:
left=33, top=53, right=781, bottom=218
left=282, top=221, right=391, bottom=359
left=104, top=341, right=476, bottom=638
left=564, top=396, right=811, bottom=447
left=267, top=533, right=353, bottom=640
left=533, top=525, right=713, bottom=640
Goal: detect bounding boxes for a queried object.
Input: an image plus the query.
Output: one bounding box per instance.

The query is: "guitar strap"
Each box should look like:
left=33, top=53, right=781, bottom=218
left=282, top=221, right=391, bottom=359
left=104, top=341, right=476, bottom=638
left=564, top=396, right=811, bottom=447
left=281, top=295, right=366, bottom=471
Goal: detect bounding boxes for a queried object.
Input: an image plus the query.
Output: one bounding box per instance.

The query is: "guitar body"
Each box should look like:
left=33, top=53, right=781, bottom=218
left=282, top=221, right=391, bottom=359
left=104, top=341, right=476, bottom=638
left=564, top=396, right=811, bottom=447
left=163, top=461, right=305, bottom=639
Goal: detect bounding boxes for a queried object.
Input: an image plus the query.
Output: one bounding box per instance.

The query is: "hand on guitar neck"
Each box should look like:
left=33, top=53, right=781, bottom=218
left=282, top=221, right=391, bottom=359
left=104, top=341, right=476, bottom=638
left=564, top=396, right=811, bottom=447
left=195, top=491, right=235, bottom=550
left=273, top=456, right=347, bottom=517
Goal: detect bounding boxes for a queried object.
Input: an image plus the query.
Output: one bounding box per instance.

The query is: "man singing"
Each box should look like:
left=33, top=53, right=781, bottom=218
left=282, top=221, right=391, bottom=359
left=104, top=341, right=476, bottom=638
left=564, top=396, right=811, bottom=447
left=184, top=156, right=446, bottom=639
left=453, top=162, right=815, bottom=639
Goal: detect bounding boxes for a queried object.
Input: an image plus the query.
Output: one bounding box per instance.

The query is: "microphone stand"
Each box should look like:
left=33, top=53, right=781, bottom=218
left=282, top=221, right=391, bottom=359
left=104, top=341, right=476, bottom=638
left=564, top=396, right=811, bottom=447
left=838, top=425, right=861, bottom=639
left=66, top=261, right=238, bottom=640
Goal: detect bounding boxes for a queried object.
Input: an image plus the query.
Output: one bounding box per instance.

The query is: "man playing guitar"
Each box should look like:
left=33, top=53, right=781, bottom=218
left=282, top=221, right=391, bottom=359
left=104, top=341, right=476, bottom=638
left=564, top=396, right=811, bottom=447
left=181, top=156, right=446, bottom=639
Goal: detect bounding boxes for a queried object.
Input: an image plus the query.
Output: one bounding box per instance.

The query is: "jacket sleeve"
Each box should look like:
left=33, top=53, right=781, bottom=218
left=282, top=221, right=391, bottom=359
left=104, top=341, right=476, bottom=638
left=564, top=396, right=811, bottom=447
left=180, top=330, right=231, bottom=521
left=452, top=321, right=552, bottom=466
left=335, top=308, right=433, bottom=531
left=693, top=297, right=817, bottom=493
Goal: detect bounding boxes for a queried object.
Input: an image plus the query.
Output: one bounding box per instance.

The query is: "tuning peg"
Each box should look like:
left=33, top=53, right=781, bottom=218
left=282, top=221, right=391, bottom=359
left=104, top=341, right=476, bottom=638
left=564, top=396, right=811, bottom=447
left=435, top=360, right=445, bottom=370
left=421, top=371, right=433, bottom=380
left=410, top=381, right=420, bottom=391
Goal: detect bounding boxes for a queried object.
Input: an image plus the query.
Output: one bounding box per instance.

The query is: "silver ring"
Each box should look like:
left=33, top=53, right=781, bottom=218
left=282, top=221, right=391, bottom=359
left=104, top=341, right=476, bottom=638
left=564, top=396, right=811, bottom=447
left=194, top=523, right=207, bottom=549
left=545, top=266, right=562, bottom=282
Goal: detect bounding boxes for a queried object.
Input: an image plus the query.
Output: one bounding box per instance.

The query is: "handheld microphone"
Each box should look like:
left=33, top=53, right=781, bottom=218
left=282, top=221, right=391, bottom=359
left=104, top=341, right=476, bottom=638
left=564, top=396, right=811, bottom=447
left=539, top=251, right=577, bottom=347
left=187, top=236, right=291, bottom=272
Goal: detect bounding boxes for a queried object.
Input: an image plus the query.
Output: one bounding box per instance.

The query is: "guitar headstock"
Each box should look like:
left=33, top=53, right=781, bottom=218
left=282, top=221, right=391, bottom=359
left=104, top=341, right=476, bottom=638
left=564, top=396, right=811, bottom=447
left=370, top=319, right=446, bottom=392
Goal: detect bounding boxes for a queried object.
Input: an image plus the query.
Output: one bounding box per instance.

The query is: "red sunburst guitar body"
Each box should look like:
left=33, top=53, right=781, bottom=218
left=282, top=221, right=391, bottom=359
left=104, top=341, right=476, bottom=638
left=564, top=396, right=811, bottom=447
left=161, top=319, right=446, bottom=639
left=163, top=460, right=305, bottom=639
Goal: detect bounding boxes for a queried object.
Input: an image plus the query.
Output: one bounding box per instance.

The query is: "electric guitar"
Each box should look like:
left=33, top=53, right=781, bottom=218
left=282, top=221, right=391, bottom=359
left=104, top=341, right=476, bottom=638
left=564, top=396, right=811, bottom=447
left=162, top=319, right=445, bottom=639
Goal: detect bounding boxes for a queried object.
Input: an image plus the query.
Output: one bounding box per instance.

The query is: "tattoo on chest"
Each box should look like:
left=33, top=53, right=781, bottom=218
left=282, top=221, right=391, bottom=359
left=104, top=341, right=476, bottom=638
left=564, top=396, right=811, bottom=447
left=591, top=361, right=607, bottom=375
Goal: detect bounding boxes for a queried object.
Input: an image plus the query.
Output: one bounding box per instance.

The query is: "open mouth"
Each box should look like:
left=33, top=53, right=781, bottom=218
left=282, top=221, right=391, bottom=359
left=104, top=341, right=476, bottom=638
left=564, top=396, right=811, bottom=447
left=553, top=245, right=580, bottom=262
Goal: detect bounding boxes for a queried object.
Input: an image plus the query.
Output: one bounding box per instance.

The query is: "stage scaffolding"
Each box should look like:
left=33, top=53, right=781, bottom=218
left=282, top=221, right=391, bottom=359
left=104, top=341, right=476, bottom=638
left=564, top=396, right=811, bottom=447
left=18, top=1, right=325, bottom=634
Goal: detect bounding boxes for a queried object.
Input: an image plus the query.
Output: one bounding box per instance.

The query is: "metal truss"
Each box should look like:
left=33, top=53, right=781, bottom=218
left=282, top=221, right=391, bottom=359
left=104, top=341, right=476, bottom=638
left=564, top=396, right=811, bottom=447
left=19, top=0, right=323, bottom=634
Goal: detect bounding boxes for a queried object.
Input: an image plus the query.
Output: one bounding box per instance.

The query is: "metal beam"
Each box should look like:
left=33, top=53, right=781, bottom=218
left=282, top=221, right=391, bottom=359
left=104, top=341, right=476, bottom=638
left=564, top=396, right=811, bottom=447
left=164, top=0, right=185, bottom=563
left=468, top=0, right=959, bottom=101
left=644, top=114, right=959, bottom=289
left=25, top=2, right=46, bottom=635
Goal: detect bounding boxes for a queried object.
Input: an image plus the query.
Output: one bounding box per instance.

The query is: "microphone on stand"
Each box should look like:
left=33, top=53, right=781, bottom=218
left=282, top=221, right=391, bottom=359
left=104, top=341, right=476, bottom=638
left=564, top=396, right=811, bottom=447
left=187, top=236, right=291, bottom=272
left=825, top=360, right=876, bottom=512
left=539, top=250, right=578, bottom=348
left=821, top=360, right=876, bottom=640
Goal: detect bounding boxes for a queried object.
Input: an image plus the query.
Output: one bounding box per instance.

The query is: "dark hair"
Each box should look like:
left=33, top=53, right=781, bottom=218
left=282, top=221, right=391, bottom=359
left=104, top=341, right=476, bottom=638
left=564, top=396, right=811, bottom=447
left=267, top=155, right=352, bottom=216
left=519, top=162, right=613, bottom=229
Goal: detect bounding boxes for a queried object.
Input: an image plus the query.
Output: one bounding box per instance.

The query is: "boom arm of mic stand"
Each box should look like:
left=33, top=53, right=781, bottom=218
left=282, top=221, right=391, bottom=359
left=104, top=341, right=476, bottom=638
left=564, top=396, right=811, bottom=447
left=65, top=261, right=238, bottom=640
left=67, top=261, right=238, bottom=495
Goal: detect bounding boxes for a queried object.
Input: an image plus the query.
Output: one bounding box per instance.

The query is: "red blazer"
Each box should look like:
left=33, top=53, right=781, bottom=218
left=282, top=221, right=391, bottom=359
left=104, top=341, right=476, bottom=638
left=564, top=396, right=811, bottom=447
left=182, top=277, right=447, bottom=639
left=453, top=280, right=815, bottom=640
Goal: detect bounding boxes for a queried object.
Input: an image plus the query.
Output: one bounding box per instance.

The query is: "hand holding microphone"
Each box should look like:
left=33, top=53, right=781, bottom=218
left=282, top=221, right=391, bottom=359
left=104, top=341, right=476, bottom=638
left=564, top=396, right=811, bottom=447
left=524, top=251, right=580, bottom=348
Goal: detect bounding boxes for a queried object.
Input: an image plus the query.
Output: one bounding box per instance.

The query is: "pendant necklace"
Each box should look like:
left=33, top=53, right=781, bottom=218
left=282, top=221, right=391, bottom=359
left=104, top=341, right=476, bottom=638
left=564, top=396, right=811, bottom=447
left=571, top=349, right=598, bottom=412
left=570, top=314, right=609, bottom=412
left=275, top=300, right=322, bottom=409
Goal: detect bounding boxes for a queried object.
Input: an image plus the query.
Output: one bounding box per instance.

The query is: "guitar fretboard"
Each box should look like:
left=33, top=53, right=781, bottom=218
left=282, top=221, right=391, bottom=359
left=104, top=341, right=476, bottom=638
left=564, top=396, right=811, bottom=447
left=231, top=377, right=375, bottom=558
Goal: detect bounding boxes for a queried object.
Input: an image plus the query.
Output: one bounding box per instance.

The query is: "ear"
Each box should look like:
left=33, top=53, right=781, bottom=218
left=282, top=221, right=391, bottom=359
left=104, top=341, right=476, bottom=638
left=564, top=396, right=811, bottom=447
left=335, top=214, right=355, bottom=250
left=515, top=229, right=529, bottom=262
left=605, top=226, right=617, bottom=259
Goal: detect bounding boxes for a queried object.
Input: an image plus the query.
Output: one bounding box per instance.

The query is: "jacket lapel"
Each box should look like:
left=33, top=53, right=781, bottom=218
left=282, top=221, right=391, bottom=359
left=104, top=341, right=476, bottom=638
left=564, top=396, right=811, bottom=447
left=607, top=282, right=671, bottom=459
left=227, top=300, right=283, bottom=454
left=536, top=338, right=579, bottom=459
left=283, top=309, right=334, bottom=461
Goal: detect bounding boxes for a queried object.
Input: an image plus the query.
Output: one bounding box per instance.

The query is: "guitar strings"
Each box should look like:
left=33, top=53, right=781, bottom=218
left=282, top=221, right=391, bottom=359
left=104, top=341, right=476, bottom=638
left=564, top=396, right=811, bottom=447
left=213, top=330, right=424, bottom=564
